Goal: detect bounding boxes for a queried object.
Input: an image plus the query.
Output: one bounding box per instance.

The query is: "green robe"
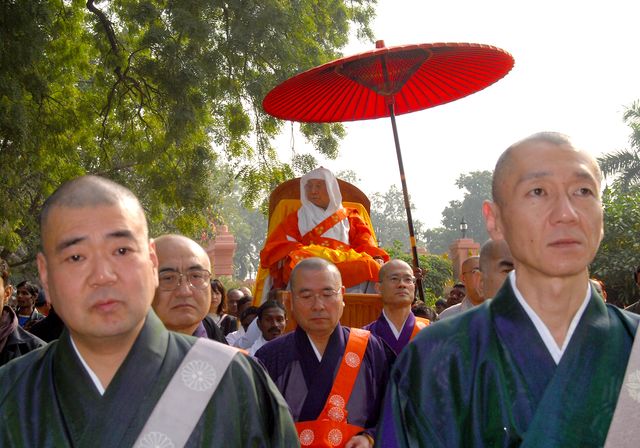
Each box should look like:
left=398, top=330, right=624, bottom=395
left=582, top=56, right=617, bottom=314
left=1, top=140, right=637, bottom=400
left=376, top=281, right=640, bottom=447
left=0, top=311, right=299, bottom=447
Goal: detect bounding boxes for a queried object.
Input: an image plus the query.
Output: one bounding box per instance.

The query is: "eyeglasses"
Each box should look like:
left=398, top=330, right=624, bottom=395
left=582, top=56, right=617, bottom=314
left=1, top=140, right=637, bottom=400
left=295, top=289, right=341, bottom=303
left=158, top=270, right=212, bottom=291
left=384, top=276, right=416, bottom=285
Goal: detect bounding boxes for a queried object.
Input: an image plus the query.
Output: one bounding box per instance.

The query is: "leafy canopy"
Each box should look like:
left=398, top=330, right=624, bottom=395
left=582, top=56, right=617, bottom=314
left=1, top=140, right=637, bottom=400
left=0, top=0, right=376, bottom=270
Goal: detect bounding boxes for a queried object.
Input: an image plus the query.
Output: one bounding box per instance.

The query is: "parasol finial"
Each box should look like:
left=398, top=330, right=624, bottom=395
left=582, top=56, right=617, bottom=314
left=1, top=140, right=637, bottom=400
left=375, top=40, right=385, bottom=49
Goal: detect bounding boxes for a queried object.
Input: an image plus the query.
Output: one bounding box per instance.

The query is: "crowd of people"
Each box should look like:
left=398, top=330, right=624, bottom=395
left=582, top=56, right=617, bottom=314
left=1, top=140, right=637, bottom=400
left=1, top=131, right=639, bottom=447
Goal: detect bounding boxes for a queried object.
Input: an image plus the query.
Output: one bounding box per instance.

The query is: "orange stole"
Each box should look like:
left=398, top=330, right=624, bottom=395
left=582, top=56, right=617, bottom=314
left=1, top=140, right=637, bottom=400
left=300, top=208, right=349, bottom=246
left=262, top=208, right=386, bottom=289
left=410, top=317, right=431, bottom=340
left=295, top=328, right=371, bottom=447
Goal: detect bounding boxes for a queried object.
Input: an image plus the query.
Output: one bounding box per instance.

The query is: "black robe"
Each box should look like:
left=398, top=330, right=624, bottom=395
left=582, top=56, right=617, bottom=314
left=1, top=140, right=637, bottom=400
left=377, top=280, right=640, bottom=447
left=0, top=306, right=46, bottom=366
left=0, top=311, right=298, bottom=447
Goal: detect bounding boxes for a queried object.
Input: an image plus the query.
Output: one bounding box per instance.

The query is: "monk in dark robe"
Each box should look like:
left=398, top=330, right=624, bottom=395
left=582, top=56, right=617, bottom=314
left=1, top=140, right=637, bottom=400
left=0, top=176, right=297, bottom=447
left=256, top=258, right=394, bottom=448
left=364, top=259, right=429, bottom=355
left=377, top=132, right=640, bottom=447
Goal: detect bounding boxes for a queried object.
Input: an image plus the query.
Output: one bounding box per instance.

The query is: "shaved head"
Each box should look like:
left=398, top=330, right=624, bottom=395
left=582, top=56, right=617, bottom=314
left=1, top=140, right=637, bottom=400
left=290, top=257, right=342, bottom=290
left=479, top=239, right=514, bottom=299
left=154, top=234, right=210, bottom=266
left=491, top=132, right=602, bottom=206
left=40, top=175, right=146, bottom=238
left=378, top=259, right=413, bottom=281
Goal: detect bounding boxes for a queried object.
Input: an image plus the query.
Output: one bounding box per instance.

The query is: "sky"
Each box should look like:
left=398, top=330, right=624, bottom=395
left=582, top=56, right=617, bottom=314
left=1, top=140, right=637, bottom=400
left=275, top=0, right=640, bottom=230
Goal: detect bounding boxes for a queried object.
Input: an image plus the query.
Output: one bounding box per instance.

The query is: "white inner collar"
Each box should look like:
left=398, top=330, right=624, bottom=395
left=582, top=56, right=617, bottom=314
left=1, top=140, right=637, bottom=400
left=70, top=336, right=106, bottom=395
left=509, top=271, right=591, bottom=364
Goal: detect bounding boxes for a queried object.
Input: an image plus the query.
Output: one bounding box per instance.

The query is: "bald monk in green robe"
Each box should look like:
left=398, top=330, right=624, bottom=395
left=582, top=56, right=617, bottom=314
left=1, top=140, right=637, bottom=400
left=0, top=176, right=297, bottom=447
left=377, top=132, right=640, bottom=447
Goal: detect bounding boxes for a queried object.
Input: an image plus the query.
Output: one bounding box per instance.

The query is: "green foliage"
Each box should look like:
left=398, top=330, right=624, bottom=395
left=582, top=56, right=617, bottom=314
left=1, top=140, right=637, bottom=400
left=590, top=186, right=640, bottom=306
left=215, top=179, right=268, bottom=281
left=370, top=184, right=426, bottom=251
left=0, top=0, right=376, bottom=269
left=598, top=101, right=640, bottom=192
left=423, top=170, right=492, bottom=253
left=592, top=100, right=640, bottom=305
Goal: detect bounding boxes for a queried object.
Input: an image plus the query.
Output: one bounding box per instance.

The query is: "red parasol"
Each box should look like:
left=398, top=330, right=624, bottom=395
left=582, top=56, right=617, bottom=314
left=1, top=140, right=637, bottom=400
left=263, top=41, right=514, bottom=300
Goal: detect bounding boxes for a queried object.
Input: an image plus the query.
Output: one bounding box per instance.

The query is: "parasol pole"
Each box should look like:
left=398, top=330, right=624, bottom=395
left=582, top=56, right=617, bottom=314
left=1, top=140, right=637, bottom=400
left=377, top=47, right=425, bottom=302
left=385, top=97, right=426, bottom=302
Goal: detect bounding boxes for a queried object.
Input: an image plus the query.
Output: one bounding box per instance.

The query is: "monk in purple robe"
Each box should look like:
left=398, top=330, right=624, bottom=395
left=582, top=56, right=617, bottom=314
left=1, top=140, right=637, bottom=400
left=364, top=260, right=429, bottom=355
left=256, top=258, right=394, bottom=448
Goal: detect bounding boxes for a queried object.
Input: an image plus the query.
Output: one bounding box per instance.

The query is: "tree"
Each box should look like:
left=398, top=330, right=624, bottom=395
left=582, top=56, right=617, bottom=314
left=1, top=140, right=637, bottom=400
left=423, top=170, right=492, bottom=254
left=598, top=100, right=640, bottom=191
left=370, top=184, right=426, bottom=251
left=590, top=186, right=640, bottom=307
left=215, top=180, right=267, bottom=281
left=0, top=0, right=376, bottom=270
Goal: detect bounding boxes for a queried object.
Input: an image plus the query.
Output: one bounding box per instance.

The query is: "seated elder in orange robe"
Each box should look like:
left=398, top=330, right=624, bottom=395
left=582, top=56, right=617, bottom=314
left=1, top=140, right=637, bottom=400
left=260, top=167, right=389, bottom=295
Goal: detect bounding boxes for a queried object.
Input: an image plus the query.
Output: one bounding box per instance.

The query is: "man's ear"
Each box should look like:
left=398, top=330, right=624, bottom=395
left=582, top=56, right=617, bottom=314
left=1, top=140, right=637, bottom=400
left=1, top=284, right=13, bottom=307
left=37, top=252, right=50, bottom=302
left=478, top=275, right=485, bottom=300
left=148, top=238, right=159, bottom=287
left=374, top=281, right=381, bottom=294
left=483, top=200, right=505, bottom=241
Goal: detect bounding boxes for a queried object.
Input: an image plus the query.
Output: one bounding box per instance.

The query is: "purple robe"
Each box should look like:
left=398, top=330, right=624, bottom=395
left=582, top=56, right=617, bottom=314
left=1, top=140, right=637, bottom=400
left=255, top=324, right=394, bottom=437
left=364, top=312, right=417, bottom=355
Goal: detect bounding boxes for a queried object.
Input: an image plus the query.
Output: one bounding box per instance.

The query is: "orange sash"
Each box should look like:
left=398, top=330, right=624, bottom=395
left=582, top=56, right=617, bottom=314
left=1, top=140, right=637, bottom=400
left=410, top=317, right=430, bottom=341
left=301, top=208, right=349, bottom=248
left=295, top=328, right=371, bottom=447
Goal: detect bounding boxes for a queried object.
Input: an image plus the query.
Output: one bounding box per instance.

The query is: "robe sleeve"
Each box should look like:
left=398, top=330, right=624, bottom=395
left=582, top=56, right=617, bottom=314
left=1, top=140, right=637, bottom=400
left=260, top=211, right=304, bottom=268
left=259, top=212, right=304, bottom=287
left=346, top=209, right=389, bottom=261
left=375, top=330, right=465, bottom=448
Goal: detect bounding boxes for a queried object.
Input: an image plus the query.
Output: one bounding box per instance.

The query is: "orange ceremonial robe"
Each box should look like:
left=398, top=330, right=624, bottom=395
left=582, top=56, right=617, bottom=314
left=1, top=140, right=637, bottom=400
left=260, top=208, right=389, bottom=289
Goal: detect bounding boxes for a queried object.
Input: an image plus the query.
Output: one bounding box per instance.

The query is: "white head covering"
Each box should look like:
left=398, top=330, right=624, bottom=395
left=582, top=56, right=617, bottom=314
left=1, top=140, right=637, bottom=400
left=298, top=167, right=349, bottom=242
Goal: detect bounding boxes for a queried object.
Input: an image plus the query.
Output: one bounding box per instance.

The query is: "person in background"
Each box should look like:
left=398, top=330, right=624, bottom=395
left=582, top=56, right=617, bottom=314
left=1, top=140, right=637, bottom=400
left=226, top=304, right=259, bottom=347
left=226, top=288, right=244, bottom=318
left=249, top=300, right=286, bottom=356
left=444, top=283, right=465, bottom=308
left=625, top=266, right=640, bottom=313
left=364, top=259, right=430, bottom=355
left=208, top=279, right=238, bottom=336
left=590, top=278, right=607, bottom=301
left=439, top=257, right=483, bottom=320
left=434, top=298, right=447, bottom=315
left=35, top=290, right=51, bottom=317
left=15, top=281, right=45, bottom=330
left=477, top=238, right=514, bottom=299
left=27, top=305, right=66, bottom=343
left=152, top=234, right=226, bottom=344
left=0, top=257, right=45, bottom=366
left=412, top=302, right=438, bottom=322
